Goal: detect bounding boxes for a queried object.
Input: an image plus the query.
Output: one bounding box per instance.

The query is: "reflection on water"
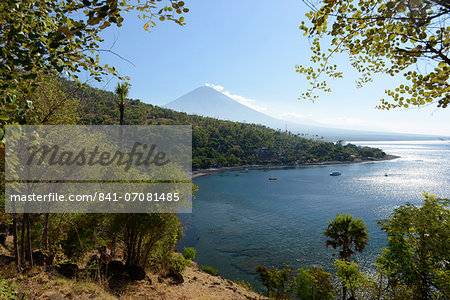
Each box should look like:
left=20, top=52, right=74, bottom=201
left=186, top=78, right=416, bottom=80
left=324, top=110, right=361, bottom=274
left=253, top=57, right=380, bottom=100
left=177, top=141, right=450, bottom=290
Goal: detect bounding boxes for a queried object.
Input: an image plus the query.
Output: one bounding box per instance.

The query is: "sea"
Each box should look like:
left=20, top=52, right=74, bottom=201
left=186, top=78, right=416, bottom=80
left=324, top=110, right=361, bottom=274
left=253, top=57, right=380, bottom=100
left=177, top=141, right=450, bottom=290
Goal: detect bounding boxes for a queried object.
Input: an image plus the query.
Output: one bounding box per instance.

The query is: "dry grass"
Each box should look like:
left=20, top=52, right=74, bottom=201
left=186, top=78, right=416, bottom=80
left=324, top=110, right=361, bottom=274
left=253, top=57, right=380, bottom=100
left=0, top=240, right=266, bottom=300
left=4, top=268, right=116, bottom=300
left=1, top=262, right=267, bottom=300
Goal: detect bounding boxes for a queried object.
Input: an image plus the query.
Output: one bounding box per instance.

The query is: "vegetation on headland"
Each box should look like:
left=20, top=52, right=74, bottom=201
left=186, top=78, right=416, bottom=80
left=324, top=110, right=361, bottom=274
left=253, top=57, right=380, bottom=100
left=255, top=193, right=449, bottom=300
left=62, top=79, right=387, bottom=169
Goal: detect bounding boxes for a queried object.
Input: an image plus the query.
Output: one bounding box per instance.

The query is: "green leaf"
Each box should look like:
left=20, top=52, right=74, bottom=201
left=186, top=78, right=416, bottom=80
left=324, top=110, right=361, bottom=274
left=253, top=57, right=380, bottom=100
left=396, top=3, right=407, bottom=12
left=438, top=62, right=447, bottom=69
left=0, top=114, right=10, bottom=121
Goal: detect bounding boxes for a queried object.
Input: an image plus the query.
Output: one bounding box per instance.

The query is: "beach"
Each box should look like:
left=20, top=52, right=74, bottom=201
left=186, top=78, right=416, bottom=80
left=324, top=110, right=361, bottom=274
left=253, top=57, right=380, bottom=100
left=192, top=154, right=400, bottom=178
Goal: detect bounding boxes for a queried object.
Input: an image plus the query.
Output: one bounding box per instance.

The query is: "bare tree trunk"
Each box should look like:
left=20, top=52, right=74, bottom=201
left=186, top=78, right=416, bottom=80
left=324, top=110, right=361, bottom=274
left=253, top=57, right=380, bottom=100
left=44, top=213, right=49, bottom=252
left=119, top=103, right=124, bottom=126
left=26, top=214, right=33, bottom=267
left=12, top=214, right=19, bottom=267
left=20, top=214, right=25, bottom=265
left=136, top=235, right=143, bottom=266
left=111, top=236, right=116, bottom=258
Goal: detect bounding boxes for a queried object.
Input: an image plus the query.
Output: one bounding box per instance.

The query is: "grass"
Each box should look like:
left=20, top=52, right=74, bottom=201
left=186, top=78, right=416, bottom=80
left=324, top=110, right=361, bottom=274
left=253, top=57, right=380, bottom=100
left=182, top=247, right=196, bottom=260
left=201, top=265, right=218, bottom=276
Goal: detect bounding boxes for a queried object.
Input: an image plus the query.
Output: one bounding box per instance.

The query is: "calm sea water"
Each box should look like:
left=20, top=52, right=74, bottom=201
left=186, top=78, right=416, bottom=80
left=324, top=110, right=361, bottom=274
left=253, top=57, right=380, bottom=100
left=177, top=141, right=450, bottom=289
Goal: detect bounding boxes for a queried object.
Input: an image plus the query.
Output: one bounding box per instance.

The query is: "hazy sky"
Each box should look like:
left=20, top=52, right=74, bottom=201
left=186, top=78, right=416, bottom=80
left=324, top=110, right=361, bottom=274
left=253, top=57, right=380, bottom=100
left=90, top=0, right=449, bottom=136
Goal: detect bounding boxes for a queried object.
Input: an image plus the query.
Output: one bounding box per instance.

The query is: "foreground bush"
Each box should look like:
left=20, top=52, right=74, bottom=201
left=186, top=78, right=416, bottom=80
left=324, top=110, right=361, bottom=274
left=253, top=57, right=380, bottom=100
left=0, top=278, right=23, bottom=300
left=256, top=265, right=292, bottom=298
left=377, top=193, right=450, bottom=299
left=183, top=247, right=196, bottom=260
left=293, top=266, right=334, bottom=300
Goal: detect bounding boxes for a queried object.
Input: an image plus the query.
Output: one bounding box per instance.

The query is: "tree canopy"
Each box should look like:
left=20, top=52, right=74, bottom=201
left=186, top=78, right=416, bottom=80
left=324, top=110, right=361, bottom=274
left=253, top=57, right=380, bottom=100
left=298, top=0, right=450, bottom=109
left=376, top=193, right=449, bottom=299
left=324, top=213, right=369, bottom=261
left=0, top=0, right=188, bottom=126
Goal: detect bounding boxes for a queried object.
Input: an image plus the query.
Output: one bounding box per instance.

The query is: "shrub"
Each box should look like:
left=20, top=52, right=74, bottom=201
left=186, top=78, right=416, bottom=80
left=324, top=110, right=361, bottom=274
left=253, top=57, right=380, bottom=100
left=334, top=260, right=366, bottom=300
left=293, top=266, right=334, bottom=300
left=0, top=278, right=22, bottom=300
left=256, top=264, right=292, bottom=298
left=171, top=254, right=189, bottom=274
left=235, top=279, right=253, bottom=291
left=182, top=247, right=196, bottom=260
left=201, top=265, right=218, bottom=276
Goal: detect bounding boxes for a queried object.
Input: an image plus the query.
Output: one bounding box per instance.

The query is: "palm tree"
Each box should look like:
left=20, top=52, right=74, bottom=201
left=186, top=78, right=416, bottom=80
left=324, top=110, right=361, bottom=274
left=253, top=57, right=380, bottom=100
left=324, top=214, right=369, bottom=300
left=115, top=82, right=129, bottom=126
left=112, top=82, right=129, bottom=257
left=324, top=213, right=369, bottom=261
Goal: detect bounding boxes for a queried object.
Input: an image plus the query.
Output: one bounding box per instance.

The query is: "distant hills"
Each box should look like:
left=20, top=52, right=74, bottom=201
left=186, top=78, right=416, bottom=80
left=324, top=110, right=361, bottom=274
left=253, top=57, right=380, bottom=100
left=166, top=86, right=442, bottom=141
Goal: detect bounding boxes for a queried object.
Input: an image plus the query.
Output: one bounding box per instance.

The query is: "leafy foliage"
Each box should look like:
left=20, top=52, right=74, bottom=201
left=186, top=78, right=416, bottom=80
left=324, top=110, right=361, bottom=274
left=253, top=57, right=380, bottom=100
left=170, top=253, right=190, bottom=274
left=256, top=265, right=293, bottom=299
left=298, top=0, right=450, bottom=109
left=376, top=193, right=450, bottom=299
left=334, top=259, right=366, bottom=299
left=292, top=266, right=334, bottom=300
left=0, top=278, right=23, bottom=300
left=111, top=213, right=182, bottom=268
left=0, top=0, right=188, bottom=127
left=182, top=247, right=196, bottom=260
left=256, top=197, right=449, bottom=299
left=324, top=213, right=369, bottom=261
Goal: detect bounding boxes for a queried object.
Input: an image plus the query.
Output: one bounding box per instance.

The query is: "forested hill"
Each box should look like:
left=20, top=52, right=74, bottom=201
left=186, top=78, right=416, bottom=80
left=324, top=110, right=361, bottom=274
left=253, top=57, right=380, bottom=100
left=64, top=80, right=386, bottom=169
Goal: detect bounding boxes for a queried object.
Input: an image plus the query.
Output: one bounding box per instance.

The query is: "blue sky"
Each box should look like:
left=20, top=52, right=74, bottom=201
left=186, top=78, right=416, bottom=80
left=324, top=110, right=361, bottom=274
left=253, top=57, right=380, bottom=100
left=89, top=0, right=449, bottom=136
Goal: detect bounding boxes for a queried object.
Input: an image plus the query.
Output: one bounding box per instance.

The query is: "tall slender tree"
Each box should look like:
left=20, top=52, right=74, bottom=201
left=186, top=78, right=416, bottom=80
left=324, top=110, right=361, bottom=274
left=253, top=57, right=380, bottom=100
left=112, top=82, right=130, bottom=258
left=324, top=214, right=369, bottom=300
left=115, top=82, right=130, bottom=126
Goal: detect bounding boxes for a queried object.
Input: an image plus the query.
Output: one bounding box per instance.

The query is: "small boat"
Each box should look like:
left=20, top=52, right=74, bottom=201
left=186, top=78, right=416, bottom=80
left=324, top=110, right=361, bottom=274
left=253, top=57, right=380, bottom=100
left=240, top=169, right=249, bottom=173
left=268, top=177, right=278, bottom=180
left=330, top=172, right=341, bottom=176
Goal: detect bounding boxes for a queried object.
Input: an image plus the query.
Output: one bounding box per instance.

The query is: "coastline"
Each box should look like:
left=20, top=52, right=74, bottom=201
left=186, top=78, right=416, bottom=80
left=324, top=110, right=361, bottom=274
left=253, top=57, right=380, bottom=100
left=192, top=154, right=400, bottom=178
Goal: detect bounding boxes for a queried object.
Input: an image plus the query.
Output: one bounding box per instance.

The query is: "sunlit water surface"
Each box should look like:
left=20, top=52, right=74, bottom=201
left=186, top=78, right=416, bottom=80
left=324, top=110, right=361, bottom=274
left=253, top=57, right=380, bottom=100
left=177, top=141, right=450, bottom=290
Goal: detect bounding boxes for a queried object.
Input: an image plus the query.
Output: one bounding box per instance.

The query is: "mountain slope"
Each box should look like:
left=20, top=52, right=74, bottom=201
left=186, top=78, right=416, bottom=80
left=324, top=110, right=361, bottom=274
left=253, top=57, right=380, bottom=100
left=166, top=86, right=282, bottom=126
left=166, top=86, right=441, bottom=141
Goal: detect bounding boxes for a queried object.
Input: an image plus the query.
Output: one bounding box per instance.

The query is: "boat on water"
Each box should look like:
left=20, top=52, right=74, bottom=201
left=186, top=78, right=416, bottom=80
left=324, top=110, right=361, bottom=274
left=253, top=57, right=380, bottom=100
left=240, top=169, right=249, bottom=173
left=330, top=171, right=341, bottom=176
left=268, top=177, right=278, bottom=180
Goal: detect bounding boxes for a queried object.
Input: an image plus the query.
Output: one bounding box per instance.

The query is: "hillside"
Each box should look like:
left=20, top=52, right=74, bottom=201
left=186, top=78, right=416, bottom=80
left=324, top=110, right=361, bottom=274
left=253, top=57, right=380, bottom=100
left=166, top=86, right=280, bottom=126
left=166, top=86, right=440, bottom=141
left=0, top=241, right=266, bottom=300
left=64, top=80, right=387, bottom=169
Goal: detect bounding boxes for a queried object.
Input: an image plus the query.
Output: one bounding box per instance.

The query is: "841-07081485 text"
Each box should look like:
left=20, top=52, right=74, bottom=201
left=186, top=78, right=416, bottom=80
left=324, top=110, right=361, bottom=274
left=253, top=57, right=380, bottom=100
left=9, top=192, right=180, bottom=202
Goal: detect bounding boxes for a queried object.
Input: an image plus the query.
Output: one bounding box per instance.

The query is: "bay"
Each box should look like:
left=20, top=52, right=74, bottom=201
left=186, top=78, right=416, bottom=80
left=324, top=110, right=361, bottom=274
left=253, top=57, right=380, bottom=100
left=177, top=141, right=450, bottom=290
